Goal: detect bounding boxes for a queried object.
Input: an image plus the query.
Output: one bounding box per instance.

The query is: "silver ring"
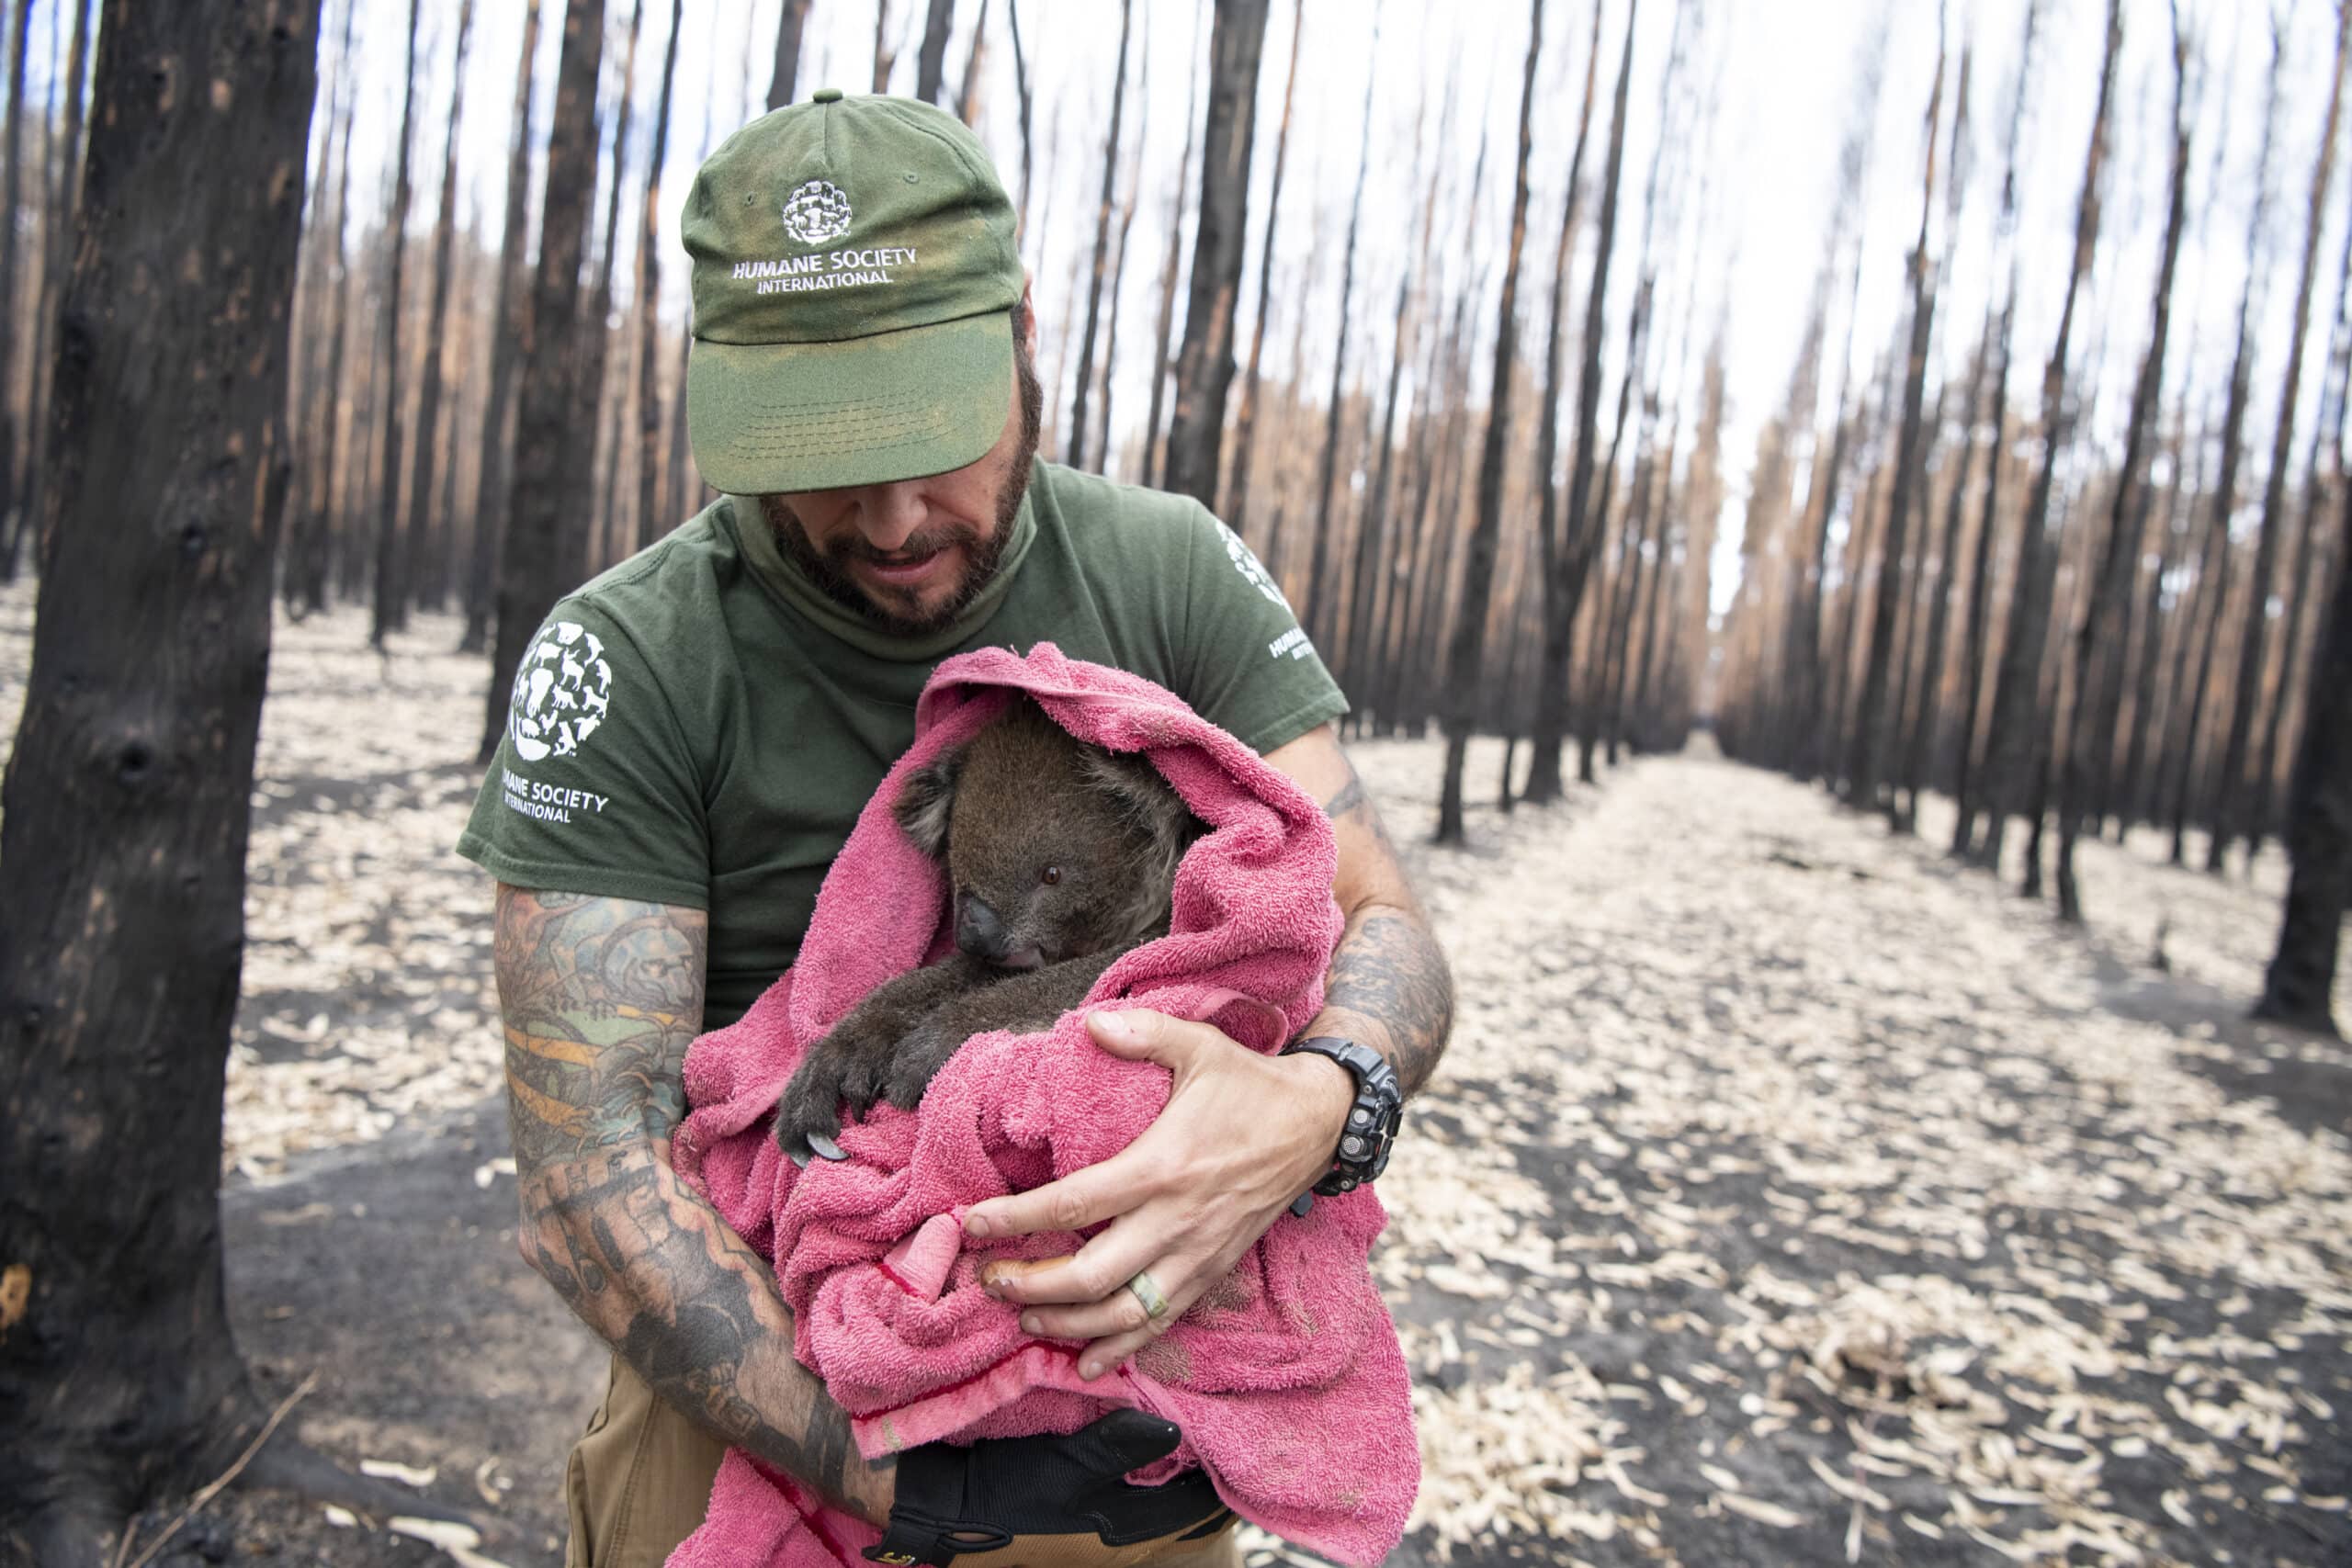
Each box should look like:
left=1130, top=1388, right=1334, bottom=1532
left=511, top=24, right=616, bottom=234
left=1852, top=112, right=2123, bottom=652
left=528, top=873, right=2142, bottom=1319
left=1125, top=1269, right=1172, bottom=1323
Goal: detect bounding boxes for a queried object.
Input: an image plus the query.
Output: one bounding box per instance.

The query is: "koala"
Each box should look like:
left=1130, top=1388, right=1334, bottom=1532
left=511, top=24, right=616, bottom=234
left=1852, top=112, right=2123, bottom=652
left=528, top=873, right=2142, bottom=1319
left=775, top=697, right=1204, bottom=1164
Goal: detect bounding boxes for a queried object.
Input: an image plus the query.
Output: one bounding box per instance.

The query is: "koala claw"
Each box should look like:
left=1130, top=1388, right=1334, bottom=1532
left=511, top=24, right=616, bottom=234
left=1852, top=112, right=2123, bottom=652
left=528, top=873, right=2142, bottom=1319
left=807, top=1131, right=848, bottom=1162
left=879, top=1016, right=964, bottom=1111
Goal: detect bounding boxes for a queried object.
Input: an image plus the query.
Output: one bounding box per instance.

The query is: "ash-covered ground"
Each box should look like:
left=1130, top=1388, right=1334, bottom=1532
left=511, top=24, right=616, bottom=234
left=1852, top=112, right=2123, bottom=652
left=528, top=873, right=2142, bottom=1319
left=3, top=582, right=2345, bottom=1568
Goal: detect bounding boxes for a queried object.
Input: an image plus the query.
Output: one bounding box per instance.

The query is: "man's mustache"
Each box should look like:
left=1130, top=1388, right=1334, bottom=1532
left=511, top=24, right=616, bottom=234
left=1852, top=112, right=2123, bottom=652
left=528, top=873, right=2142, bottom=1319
left=830, top=523, right=980, bottom=567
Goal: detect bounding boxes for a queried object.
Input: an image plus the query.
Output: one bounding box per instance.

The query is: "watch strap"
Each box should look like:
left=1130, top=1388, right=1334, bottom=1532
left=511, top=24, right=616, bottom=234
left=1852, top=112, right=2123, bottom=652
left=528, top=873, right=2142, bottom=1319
left=1282, top=1035, right=1401, bottom=1195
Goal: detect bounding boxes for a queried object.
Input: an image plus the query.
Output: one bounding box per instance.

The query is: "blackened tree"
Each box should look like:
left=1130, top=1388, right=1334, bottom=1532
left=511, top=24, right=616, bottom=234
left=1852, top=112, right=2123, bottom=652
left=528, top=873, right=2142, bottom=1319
left=0, top=0, right=328, bottom=1556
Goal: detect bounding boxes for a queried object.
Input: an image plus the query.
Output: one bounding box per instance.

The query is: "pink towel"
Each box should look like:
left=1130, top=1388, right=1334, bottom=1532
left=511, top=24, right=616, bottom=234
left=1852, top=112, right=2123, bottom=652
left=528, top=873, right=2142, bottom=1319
left=666, top=644, right=1417, bottom=1567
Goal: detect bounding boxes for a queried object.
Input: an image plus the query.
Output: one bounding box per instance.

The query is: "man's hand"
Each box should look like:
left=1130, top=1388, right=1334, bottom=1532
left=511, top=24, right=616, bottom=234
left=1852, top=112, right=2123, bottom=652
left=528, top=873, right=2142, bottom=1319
left=965, top=1008, right=1351, bottom=1379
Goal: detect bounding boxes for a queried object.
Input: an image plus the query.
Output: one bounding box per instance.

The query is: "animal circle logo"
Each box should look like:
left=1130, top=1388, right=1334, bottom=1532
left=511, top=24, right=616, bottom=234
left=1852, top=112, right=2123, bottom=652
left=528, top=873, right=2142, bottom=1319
left=782, top=179, right=853, bottom=246
left=1221, top=525, right=1291, bottom=611
left=509, top=620, right=615, bottom=762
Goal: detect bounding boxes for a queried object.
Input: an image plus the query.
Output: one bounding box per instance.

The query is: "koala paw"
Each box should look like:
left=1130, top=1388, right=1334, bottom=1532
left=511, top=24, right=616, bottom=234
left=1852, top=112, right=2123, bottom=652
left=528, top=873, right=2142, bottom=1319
left=878, top=1009, right=973, bottom=1111
left=774, top=1054, right=854, bottom=1167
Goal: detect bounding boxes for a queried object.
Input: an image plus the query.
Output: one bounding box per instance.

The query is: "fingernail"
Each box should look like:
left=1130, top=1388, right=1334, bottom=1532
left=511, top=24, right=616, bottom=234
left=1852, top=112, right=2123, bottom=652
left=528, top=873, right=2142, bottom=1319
left=1080, top=1359, right=1100, bottom=1380
left=1022, top=1314, right=1042, bottom=1335
left=1092, top=1010, right=1136, bottom=1043
left=965, top=1213, right=991, bottom=1238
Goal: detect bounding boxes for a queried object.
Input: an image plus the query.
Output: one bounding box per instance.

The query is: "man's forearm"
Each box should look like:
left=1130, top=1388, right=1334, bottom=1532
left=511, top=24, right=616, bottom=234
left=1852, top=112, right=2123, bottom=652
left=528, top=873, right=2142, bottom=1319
left=1308, top=904, right=1453, bottom=1099
left=517, top=1140, right=891, bottom=1520
left=1315, top=776, right=1454, bottom=1099
left=494, top=886, right=893, bottom=1521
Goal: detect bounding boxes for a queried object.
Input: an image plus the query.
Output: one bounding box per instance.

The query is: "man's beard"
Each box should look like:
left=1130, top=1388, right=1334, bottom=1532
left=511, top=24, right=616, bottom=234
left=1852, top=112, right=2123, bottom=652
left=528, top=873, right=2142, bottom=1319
left=763, top=341, right=1045, bottom=637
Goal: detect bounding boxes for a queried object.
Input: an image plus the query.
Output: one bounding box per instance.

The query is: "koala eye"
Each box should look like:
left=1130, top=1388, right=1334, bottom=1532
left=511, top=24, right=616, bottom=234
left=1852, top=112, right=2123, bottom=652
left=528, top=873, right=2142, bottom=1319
left=1040, top=864, right=1062, bottom=886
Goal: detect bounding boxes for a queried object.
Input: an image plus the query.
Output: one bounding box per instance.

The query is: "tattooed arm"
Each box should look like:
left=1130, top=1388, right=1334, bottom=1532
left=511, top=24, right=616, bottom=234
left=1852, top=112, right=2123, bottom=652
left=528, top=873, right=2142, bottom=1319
left=1274, top=725, right=1455, bottom=1100
left=493, top=886, right=894, bottom=1523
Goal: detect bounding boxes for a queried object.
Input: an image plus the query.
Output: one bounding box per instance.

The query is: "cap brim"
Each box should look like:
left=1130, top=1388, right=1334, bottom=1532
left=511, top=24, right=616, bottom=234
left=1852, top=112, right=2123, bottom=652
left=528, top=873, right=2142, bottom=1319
left=686, top=310, right=1012, bottom=493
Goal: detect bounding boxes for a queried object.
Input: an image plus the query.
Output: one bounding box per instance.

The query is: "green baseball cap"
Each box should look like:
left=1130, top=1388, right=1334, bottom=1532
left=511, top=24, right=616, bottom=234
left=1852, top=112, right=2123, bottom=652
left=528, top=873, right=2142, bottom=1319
left=681, top=90, right=1023, bottom=494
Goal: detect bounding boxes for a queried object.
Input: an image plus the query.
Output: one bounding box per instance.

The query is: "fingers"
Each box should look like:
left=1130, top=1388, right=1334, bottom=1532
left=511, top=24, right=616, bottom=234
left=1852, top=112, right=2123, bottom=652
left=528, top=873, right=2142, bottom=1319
left=981, top=1216, right=1163, bottom=1317
left=1084, top=1006, right=1220, bottom=1068
left=963, top=1148, right=1154, bottom=1242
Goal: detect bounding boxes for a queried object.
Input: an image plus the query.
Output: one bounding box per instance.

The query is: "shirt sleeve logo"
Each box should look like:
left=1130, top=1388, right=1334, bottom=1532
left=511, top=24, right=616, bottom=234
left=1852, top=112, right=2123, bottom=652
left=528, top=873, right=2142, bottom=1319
left=782, top=179, right=853, bottom=246
left=508, top=619, right=615, bottom=762
left=1219, top=523, right=1293, bottom=612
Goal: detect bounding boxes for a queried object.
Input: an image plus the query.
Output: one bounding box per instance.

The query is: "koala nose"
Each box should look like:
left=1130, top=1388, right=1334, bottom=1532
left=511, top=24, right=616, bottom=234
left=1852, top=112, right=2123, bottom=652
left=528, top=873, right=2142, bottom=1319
left=955, top=895, right=1043, bottom=970
left=956, top=894, right=1005, bottom=957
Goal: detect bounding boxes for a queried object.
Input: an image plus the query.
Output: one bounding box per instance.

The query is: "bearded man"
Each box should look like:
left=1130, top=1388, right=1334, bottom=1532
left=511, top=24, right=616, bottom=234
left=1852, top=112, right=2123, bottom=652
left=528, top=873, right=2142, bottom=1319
left=460, top=89, right=1452, bottom=1568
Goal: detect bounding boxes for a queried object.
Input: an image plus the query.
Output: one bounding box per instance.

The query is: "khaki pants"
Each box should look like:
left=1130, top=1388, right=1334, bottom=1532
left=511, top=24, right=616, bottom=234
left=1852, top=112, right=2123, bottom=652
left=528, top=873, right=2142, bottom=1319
left=564, top=1357, right=1243, bottom=1568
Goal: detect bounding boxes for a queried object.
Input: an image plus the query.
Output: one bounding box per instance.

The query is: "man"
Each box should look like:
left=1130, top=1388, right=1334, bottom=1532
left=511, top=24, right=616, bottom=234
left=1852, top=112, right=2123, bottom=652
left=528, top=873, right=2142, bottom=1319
left=461, top=91, right=1453, bottom=1567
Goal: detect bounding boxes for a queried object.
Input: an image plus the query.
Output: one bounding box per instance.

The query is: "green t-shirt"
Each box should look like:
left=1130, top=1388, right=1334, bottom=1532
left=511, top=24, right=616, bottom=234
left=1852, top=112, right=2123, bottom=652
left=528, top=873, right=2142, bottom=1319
left=458, top=458, right=1346, bottom=1028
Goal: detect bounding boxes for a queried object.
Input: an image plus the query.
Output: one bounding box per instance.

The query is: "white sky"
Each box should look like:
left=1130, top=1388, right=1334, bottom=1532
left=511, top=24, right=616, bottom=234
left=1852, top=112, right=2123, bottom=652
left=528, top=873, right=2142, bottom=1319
left=40, top=0, right=2333, bottom=615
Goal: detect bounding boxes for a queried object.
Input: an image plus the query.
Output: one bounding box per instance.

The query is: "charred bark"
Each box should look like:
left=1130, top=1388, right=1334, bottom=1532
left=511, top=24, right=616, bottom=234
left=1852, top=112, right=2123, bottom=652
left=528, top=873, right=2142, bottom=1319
left=1519, top=0, right=1605, bottom=801
left=1973, top=0, right=2115, bottom=878
left=1221, top=0, right=1300, bottom=534
left=633, top=0, right=685, bottom=552
left=2256, top=508, right=2352, bottom=1037
left=1435, top=0, right=1543, bottom=846
left=2215, top=3, right=2349, bottom=873
left=2054, top=0, right=2186, bottom=923
left=0, top=1, right=322, bottom=1557
left=402, top=0, right=477, bottom=628
left=1162, top=0, right=1269, bottom=513
left=463, top=0, right=546, bottom=653
left=1065, top=0, right=1133, bottom=472
left=482, top=0, right=608, bottom=763
left=916, top=0, right=956, bottom=104
left=1846, top=36, right=1948, bottom=811
left=766, top=0, right=812, bottom=110
left=1298, top=17, right=1378, bottom=633
left=369, top=0, right=425, bottom=645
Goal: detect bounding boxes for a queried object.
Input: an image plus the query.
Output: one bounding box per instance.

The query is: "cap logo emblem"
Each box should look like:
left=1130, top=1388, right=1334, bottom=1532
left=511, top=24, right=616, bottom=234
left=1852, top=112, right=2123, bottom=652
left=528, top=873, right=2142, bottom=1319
left=781, top=179, right=852, bottom=246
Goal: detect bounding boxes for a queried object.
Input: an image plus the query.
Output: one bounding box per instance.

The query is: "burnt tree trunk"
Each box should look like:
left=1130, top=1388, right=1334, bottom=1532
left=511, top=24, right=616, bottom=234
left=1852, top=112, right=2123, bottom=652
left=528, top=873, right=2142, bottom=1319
left=1951, top=4, right=2039, bottom=856
left=1528, top=0, right=1637, bottom=802
left=957, top=0, right=989, bottom=125
left=290, top=0, right=362, bottom=617
left=1973, top=0, right=2115, bottom=877
left=0, top=0, right=322, bottom=1558
left=2216, top=3, right=2350, bottom=873
left=1093, top=36, right=1148, bottom=474
left=482, top=0, right=608, bottom=763
left=1064, top=0, right=1132, bottom=472
left=916, top=0, right=956, bottom=104
left=462, top=0, right=545, bottom=653
left=1297, top=19, right=1377, bottom=633
left=1006, top=0, right=1034, bottom=239
left=1221, top=0, right=1299, bottom=532
left=1520, top=0, right=1605, bottom=797
left=2257, top=506, right=2352, bottom=1037
left=1162, top=0, right=1268, bottom=513
left=369, top=0, right=424, bottom=644
left=402, top=0, right=477, bottom=628
left=20, top=0, right=92, bottom=579
left=1435, top=0, right=1543, bottom=846
left=633, top=0, right=684, bottom=551
left=0, top=0, right=28, bottom=581
left=2251, top=187, right=2352, bottom=855
left=767, top=0, right=812, bottom=110
left=575, top=0, right=645, bottom=583
left=2055, top=0, right=2187, bottom=923
left=2166, top=37, right=2284, bottom=865
left=1846, top=38, right=1947, bottom=811
left=1142, top=0, right=1204, bottom=490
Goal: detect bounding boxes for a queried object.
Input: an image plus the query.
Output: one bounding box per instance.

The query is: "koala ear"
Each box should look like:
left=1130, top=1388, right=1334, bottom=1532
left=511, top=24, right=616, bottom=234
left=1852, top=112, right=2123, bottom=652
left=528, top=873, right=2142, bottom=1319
left=893, top=745, right=966, bottom=859
left=1079, top=749, right=1202, bottom=876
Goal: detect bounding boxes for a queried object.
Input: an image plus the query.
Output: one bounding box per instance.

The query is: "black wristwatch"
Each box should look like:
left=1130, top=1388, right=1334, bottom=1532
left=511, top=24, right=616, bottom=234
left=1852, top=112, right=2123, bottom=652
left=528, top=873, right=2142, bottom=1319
left=1282, top=1036, right=1402, bottom=1196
